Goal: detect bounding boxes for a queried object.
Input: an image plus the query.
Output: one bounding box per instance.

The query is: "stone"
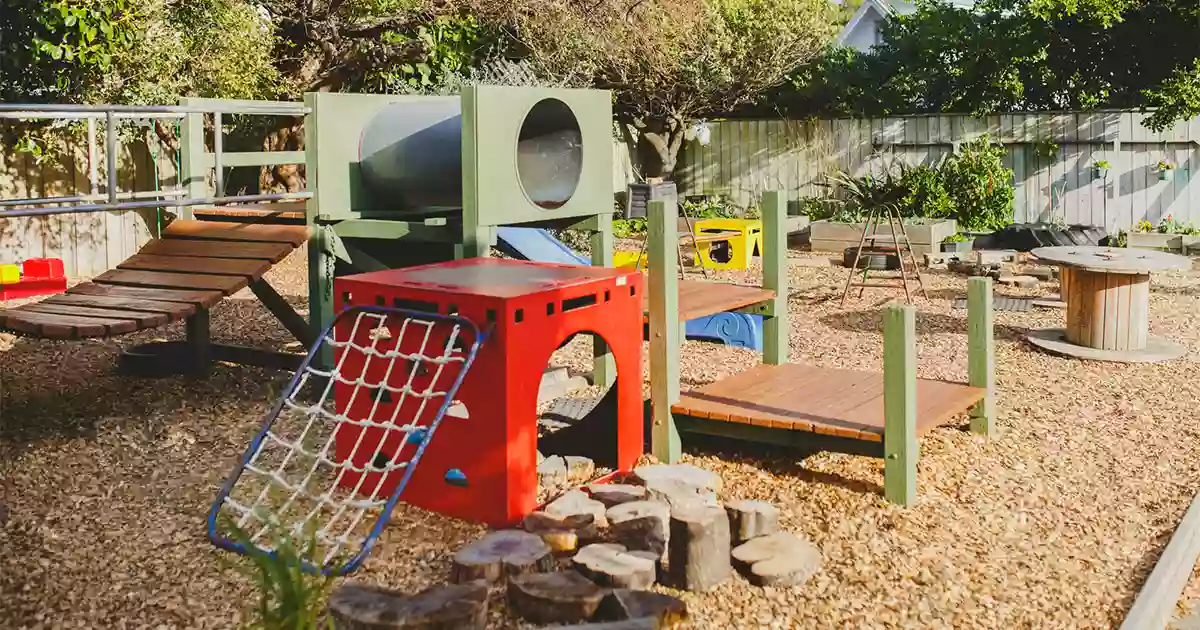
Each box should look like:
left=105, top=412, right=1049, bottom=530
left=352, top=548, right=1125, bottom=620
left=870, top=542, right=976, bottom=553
left=523, top=511, right=601, bottom=552
left=731, top=531, right=822, bottom=587
left=546, top=490, right=608, bottom=528
left=586, top=483, right=647, bottom=507
left=975, top=249, right=1018, bottom=265
left=632, top=463, right=722, bottom=494
left=450, top=530, right=553, bottom=585
left=565, top=456, right=596, bottom=483
left=1023, top=265, right=1055, bottom=281
left=539, top=455, right=569, bottom=487
left=998, top=274, right=1039, bottom=288
left=594, top=589, right=688, bottom=626
left=327, top=581, right=488, bottom=629
left=666, top=505, right=731, bottom=592
left=724, top=499, right=779, bottom=545
left=572, top=543, right=658, bottom=590
left=543, top=620, right=657, bottom=630
left=506, top=570, right=607, bottom=624
left=607, top=500, right=670, bottom=558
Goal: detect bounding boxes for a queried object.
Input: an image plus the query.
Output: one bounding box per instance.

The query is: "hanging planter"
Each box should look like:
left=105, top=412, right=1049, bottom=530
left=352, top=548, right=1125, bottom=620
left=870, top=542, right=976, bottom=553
left=1091, top=160, right=1110, bottom=180
left=1157, top=160, right=1176, bottom=181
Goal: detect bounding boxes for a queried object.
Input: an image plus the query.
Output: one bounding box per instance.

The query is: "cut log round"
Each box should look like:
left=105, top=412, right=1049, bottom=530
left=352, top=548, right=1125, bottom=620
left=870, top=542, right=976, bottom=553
left=546, top=490, right=609, bottom=528
left=724, top=499, right=779, bottom=545
left=586, top=484, right=648, bottom=507
left=450, top=530, right=553, bottom=585
left=640, top=478, right=719, bottom=512
left=523, top=511, right=600, bottom=550
left=632, top=464, right=722, bottom=494
left=667, top=505, right=731, bottom=592
left=327, top=581, right=488, bottom=629
left=595, top=589, right=688, bottom=626
left=731, top=531, right=822, bottom=587
left=506, top=570, right=607, bottom=624
left=607, top=500, right=670, bottom=559
left=541, top=620, right=658, bottom=630
left=572, top=543, right=658, bottom=590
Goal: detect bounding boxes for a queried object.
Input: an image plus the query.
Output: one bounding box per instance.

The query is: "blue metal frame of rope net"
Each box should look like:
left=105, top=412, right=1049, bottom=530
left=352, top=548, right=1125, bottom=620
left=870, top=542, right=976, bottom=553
left=205, top=305, right=488, bottom=576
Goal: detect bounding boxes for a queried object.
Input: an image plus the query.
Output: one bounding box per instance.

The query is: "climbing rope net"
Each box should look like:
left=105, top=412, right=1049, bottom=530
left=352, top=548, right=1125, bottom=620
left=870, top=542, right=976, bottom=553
left=207, top=306, right=483, bottom=576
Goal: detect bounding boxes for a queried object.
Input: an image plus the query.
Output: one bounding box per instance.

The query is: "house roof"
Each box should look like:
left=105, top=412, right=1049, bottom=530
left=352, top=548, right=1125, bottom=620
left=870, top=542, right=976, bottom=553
left=834, top=0, right=975, bottom=47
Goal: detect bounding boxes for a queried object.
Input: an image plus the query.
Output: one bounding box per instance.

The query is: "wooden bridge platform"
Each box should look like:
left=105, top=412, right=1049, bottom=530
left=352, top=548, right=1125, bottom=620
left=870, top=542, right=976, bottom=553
left=671, top=363, right=986, bottom=444
left=642, top=279, right=775, bottom=323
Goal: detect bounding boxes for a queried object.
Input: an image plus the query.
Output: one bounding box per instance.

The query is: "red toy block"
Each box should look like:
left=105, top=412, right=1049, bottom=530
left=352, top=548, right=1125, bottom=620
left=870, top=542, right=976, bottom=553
left=333, top=258, right=645, bottom=527
left=0, top=258, right=68, bottom=301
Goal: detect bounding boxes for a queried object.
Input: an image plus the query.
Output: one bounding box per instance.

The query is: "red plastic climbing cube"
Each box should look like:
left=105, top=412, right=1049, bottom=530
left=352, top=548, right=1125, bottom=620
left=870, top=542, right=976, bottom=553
left=0, top=258, right=67, bottom=301
left=332, top=258, right=645, bottom=527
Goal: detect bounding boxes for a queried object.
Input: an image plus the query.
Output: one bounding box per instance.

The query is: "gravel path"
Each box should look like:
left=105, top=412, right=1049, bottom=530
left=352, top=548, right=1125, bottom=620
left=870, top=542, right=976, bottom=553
left=2, top=248, right=1199, bottom=628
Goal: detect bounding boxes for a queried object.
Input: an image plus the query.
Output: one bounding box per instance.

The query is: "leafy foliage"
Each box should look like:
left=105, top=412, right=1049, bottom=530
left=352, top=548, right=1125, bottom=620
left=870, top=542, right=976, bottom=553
left=938, top=136, right=1015, bottom=231
left=768, top=0, right=1200, bottom=132
left=221, top=517, right=337, bottom=630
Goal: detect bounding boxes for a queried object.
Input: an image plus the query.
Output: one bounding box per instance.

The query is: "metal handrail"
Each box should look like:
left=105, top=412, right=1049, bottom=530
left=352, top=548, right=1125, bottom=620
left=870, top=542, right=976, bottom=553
left=0, top=192, right=312, bottom=219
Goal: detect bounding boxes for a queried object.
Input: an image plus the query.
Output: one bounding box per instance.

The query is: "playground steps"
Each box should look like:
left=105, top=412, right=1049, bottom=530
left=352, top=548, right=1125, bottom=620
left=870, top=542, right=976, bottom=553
left=190, top=201, right=306, bottom=224
left=671, top=363, right=985, bottom=443
left=0, top=219, right=308, bottom=339
left=641, top=279, right=775, bottom=323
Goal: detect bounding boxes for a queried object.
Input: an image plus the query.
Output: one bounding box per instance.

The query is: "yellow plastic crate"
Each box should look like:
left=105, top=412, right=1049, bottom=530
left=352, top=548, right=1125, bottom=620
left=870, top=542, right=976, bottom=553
left=613, top=251, right=649, bottom=269
left=0, top=264, right=19, bottom=285
left=693, top=218, right=763, bottom=270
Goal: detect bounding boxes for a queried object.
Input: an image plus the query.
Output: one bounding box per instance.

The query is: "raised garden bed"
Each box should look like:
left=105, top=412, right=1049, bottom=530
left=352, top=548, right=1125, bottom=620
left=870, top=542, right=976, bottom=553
left=809, top=218, right=956, bottom=257
left=1126, top=232, right=1200, bottom=252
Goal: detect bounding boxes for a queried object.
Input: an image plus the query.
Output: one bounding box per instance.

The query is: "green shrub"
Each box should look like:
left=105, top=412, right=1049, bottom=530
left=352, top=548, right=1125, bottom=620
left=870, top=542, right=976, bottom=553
left=938, top=135, right=1015, bottom=231
left=897, top=163, right=956, bottom=219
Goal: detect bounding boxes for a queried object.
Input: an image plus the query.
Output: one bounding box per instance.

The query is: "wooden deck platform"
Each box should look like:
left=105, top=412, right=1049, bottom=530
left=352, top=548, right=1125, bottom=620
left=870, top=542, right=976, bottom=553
left=671, top=363, right=986, bottom=443
left=191, top=201, right=306, bottom=223
left=0, top=220, right=309, bottom=340
left=642, top=279, right=775, bottom=323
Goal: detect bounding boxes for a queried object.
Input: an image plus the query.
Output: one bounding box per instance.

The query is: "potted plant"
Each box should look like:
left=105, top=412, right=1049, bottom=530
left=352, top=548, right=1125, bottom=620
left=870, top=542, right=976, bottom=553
left=941, top=233, right=974, bottom=253
left=1156, top=160, right=1176, bottom=181
left=1092, top=160, right=1111, bottom=180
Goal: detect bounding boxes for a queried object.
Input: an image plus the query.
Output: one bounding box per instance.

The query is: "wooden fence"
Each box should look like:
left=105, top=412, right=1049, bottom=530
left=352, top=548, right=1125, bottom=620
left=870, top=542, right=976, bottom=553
left=676, top=111, right=1200, bottom=232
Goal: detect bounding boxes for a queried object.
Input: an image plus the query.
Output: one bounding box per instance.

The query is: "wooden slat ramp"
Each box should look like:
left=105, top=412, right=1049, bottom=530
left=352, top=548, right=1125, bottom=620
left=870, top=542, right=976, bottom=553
left=671, top=363, right=987, bottom=442
left=0, top=219, right=308, bottom=340
left=641, top=279, right=776, bottom=323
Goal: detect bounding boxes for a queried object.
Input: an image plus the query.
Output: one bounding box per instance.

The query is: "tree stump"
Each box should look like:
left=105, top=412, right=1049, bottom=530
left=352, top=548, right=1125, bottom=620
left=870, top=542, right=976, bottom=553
left=541, top=620, right=658, bottom=630
left=632, top=464, right=722, bottom=493
left=667, top=505, right=731, bottom=592
left=572, top=543, right=658, bottom=590
left=638, top=477, right=719, bottom=512
left=586, top=484, right=648, bottom=507
left=450, top=530, right=553, bottom=585
left=607, top=500, right=670, bottom=559
left=506, top=570, right=607, bottom=624
left=545, top=490, right=609, bottom=528
left=595, top=589, right=688, bottom=625
left=523, top=511, right=600, bottom=553
left=731, top=531, right=821, bottom=587
left=724, top=499, right=779, bottom=545
left=327, top=581, right=488, bottom=630
left=565, top=455, right=597, bottom=483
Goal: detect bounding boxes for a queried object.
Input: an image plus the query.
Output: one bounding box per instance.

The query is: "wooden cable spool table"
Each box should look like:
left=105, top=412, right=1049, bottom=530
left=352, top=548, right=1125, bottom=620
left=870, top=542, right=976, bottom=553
left=1026, top=246, right=1190, bottom=363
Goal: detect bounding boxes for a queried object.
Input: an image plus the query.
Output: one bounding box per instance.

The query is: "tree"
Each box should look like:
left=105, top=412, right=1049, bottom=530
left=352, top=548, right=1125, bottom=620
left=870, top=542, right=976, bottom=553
left=769, top=0, right=1200, bottom=132
left=471, top=0, right=839, bottom=178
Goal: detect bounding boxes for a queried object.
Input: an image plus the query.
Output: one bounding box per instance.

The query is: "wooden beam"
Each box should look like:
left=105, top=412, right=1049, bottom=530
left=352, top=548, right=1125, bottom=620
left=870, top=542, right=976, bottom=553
left=761, top=190, right=788, bottom=365
left=883, top=304, right=918, bottom=506
left=1120, top=493, right=1200, bottom=630
left=967, top=276, right=996, bottom=437
left=648, top=198, right=682, bottom=463
left=591, top=211, right=616, bottom=388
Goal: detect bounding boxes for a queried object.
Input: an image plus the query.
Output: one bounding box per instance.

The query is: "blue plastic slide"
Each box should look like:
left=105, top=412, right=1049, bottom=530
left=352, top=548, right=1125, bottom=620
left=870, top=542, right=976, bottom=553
left=495, top=227, right=763, bottom=350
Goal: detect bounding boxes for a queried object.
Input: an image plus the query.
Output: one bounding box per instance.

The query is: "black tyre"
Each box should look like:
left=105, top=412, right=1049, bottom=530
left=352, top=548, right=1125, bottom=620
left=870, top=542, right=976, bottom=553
left=843, top=246, right=901, bottom=270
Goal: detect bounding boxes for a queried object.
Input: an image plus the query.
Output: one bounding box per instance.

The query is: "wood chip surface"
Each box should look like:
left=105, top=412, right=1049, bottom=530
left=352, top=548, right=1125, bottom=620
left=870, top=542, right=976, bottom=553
left=2, top=248, right=1199, bottom=628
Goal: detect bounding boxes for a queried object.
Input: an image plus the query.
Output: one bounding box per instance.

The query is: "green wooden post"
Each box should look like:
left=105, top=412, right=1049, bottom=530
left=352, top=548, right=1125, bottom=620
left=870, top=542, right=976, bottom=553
left=967, top=276, right=996, bottom=437
left=883, top=304, right=917, bottom=506
left=591, top=212, right=616, bottom=388
left=648, top=199, right=682, bottom=463
left=761, top=190, right=788, bottom=365
left=177, top=103, right=207, bottom=219
left=304, top=92, right=334, bottom=370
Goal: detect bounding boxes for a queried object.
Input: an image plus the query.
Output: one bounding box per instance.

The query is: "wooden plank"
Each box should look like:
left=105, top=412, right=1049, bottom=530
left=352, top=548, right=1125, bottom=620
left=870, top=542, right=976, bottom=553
left=18, top=303, right=168, bottom=329
left=1128, top=275, right=1150, bottom=349
left=1115, top=272, right=1132, bottom=351
left=162, top=219, right=309, bottom=246
left=118, top=254, right=271, bottom=279
left=42, top=293, right=196, bottom=317
left=94, top=268, right=248, bottom=294
left=68, top=283, right=223, bottom=308
left=0, top=308, right=133, bottom=338
left=138, top=238, right=292, bottom=262
left=883, top=304, right=918, bottom=507
left=1119, top=493, right=1200, bottom=630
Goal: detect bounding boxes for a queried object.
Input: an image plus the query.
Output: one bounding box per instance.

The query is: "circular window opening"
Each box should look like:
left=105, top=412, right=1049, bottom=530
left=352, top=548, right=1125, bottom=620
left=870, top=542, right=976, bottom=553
left=517, top=98, right=583, bottom=210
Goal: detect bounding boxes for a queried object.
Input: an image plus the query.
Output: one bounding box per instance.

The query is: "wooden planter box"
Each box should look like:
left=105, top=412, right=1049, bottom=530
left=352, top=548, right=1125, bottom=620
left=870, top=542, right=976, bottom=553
left=1127, top=232, right=1183, bottom=251
left=810, top=219, right=957, bottom=257
left=1183, top=235, right=1200, bottom=255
